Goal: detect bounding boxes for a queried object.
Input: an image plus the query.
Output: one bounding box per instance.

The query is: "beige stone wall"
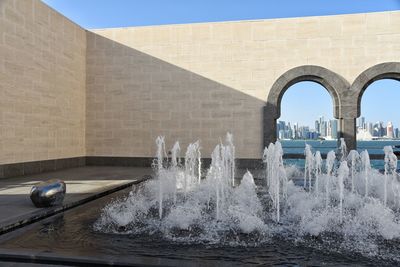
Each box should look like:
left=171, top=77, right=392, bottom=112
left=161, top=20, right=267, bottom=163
left=86, top=11, right=400, bottom=159
left=0, top=0, right=86, bottom=164
left=86, top=30, right=266, bottom=158
left=3, top=2, right=399, bottom=162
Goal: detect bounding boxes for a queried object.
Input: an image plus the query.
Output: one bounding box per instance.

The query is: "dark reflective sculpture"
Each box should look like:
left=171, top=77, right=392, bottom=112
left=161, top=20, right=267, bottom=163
left=30, top=179, right=66, bottom=208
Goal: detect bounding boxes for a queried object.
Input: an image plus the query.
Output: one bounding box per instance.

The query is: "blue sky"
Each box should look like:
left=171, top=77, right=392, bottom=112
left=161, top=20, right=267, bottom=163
left=42, top=0, right=400, bottom=29
left=281, top=80, right=400, bottom=129
left=42, top=0, right=400, bottom=128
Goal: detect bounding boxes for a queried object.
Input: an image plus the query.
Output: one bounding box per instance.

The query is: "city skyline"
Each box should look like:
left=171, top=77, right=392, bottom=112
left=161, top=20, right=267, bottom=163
left=277, top=116, right=338, bottom=140
left=356, top=117, right=400, bottom=140
left=278, top=116, right=400, bottom=140
left=280, top=80, right=400, bottom=129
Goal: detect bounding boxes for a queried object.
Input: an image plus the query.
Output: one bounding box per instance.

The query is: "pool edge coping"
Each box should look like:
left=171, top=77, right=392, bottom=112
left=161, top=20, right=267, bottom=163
left=0, top=175, right=152, bottom=236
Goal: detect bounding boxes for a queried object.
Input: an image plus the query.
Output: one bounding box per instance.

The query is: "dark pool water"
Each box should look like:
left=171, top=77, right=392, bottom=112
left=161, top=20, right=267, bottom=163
left=0, top=186, right=396, bottom=266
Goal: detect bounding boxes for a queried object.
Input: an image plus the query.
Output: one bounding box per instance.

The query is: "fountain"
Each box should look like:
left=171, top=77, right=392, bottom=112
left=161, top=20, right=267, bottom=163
left=337, top=161, right=348, bottom=223
left=347, top=150, right=360, bottom=193
left=95, top=133, right=400, bottom=262
left=263, top=141, right=288, bottom=222
left=183, top=141, right=201, bottom=195
left=325, top=150, right=335, bottom=208
left=304, top=144, right=313, bottom=190
left=384, top=146, right=398, bottom=208
left=314, top=151, right=322, bottom=194
left=155, top=136, right=166, bottom=219
left=360, top=150, right=371, bottom=197
left=170, top=141, right=180, bottom=204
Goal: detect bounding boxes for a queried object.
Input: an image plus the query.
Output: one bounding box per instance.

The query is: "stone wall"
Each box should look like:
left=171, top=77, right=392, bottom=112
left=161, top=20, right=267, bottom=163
left=1, top=1, right=399, bottom=164
left=87, top=11, right=400, bottom=159
left=85, top=30, right=265, bottom=159
left=0, top=0, right=86, bottom=164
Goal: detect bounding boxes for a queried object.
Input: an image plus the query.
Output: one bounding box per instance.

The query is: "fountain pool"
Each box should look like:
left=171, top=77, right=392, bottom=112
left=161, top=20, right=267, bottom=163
left=0, top=186, right=389, bottom=266
left=0, top=133, right=399, bottom=266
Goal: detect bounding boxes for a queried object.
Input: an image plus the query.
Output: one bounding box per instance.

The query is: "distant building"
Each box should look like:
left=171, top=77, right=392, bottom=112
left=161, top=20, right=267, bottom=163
left=394, top=128, right=399, bottom=139
left=277, top=116, right=396, bottom=140
left=387, top=121, right=394, bottom=138
left=315, top=120, right=320, bottom=134
left=373, top=121, right=385, bottom=137
left=357, top=117, right=366, bottom=129
left=357, top=129, right=374, bottom=140
left=320, top=121, right=327, bottom=137
left=287, top=122, right=293, bottom=139
left=277, top=121, right=286, bottom=137
left=330, top=119, right=338, bottom=139
left=278, top=129, right=285, bottom=140
left=367, top=122, right=373, bottom=136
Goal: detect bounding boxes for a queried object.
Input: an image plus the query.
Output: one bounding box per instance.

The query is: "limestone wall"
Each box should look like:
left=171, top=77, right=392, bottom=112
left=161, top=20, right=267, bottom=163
left=0, top=0, right=86, bottom=164
left=2, top=1, right=399, bottom=163
left=86, top=11, right=400, bottom=159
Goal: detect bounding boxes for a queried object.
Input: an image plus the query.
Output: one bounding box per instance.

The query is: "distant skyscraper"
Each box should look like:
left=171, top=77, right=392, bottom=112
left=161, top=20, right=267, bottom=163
left=320, top=121, right=327, bottom=137
left=315, top=120, right=320, bottom=134
left=373, top=121, right=385, bottom=137
left=293, top=123, right=298, bottom=139
left=380, top=121, right=386, bottom=137
left=357, top=117, right=366, bottom=129
left=327, top=121, right=332, bottom=137
left=330, top=119, right=338, bottom=139
left=367, top=122, right=373, bottom=136
left=373, top=122, right=379, bottom=137
left=387, top=121, right=394, bottom=138
left=277, top=121, right=286, bottom=137
left=279, top=130, right=285, bottom=140
left=287, top=122, right=293, bottom=139
left=394, top=128, right=399, bottom=139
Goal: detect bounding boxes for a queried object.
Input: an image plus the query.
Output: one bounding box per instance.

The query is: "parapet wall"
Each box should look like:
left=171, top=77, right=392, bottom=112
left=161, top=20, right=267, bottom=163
left=0, top=0, right=86, bottom=165
left=87, top=11, right=400, bottom=159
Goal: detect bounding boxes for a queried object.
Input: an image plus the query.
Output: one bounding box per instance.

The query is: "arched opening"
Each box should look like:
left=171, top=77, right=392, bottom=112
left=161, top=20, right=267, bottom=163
left=264, top=65, right=350, bottom=150
left=357, top=79, right=400, bottom=156
left=350, top=62, right=400, bottom=157
left=278, top=81, right=338, bottom=154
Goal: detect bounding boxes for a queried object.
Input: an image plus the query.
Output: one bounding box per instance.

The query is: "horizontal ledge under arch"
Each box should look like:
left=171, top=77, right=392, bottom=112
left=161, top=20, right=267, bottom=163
left=266, top=65, right=350, bottom=119
left=351, top=62, right=400, bottom=118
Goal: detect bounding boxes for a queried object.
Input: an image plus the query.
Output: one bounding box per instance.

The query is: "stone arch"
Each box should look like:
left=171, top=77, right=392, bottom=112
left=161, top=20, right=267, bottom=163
left=264, top=65, right=350, bottom=148
left=350, top=62, right=400, bottom=118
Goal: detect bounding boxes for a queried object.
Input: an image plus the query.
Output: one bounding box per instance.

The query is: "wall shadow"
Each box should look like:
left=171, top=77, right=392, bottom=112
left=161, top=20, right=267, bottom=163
left=86, top=32, right=266, bottom=159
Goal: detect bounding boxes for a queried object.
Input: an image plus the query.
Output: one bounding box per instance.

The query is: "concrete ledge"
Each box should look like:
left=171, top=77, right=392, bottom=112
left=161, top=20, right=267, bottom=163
left=87, top=156, right=265, bottom=170
left=0, top=173, right=151, bottom=236
left=86, top=156, right=154, bottom=167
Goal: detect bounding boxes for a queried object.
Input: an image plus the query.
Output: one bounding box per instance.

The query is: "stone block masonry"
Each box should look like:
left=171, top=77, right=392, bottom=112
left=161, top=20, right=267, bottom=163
left=0, top=0, right=86, bottom=164
left=87, top=11, right=400, bottom=158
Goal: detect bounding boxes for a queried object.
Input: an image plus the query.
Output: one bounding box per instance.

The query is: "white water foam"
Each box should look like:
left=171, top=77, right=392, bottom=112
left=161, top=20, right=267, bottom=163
left=95, top=133, right=400, bottom=261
